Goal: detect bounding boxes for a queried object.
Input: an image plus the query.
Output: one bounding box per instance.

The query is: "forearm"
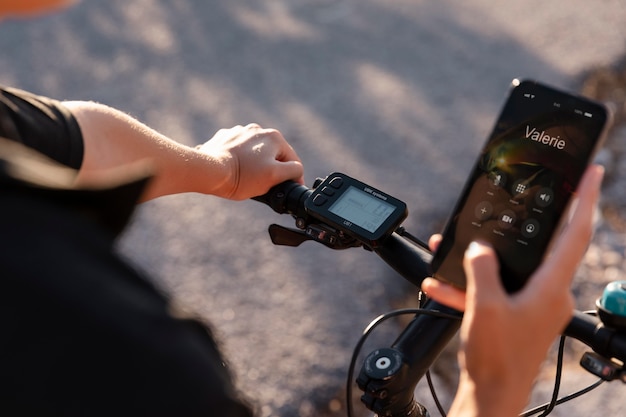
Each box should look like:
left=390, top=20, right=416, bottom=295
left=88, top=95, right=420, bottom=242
left=448, top=373, right=531, bottom=417
left=63, top=101, right=232, bottom=201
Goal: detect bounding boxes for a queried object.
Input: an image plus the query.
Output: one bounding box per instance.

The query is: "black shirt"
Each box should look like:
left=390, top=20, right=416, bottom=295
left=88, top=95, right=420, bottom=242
left=0, top=86, right=83, bottom=169
left=0, top=87, right=253, bottom=416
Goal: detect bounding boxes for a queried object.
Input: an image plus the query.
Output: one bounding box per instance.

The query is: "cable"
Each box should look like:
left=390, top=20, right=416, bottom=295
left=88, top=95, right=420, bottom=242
left=346, top=308, right=461, bottom=417
left=426, top=370, right=447, bottom=417
left=396, top=227, right=431, bottom=251
left=549, top=379, right=604, bottom=403
left=536, top=336, right=566, bottom=417
left=346, top=308, right=610, bottom=417
left=520, top=379, right=604, bottom=417
left=519, top=335, right=605, bottom=417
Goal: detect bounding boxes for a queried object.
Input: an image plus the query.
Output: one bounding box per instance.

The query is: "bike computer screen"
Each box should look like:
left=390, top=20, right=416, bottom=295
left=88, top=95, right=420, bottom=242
left=304, top=173, right=407, bottom=248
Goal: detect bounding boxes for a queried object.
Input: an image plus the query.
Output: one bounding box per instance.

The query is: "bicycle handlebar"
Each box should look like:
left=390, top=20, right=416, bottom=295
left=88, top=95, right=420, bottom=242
left=252, top=180, right=311, bottom=219
left=565, top=311, right=626, bottom=363
left=373, top=233, right=432, bottom=288
left=253, top=180, right=433, bottom=287
left=253, top=178, right=626, bottom=417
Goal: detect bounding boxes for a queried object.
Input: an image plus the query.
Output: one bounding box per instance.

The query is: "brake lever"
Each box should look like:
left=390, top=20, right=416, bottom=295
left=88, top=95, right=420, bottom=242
left=267, top=224, right=311, bottom=247
left=580, top=351, right=626, bottom=383
left=268, top=223, right=361, bottom=250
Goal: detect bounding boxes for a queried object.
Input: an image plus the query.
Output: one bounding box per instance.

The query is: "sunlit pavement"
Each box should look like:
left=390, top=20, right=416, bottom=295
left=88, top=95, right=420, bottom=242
left=1, top=2, right=625, bottom=416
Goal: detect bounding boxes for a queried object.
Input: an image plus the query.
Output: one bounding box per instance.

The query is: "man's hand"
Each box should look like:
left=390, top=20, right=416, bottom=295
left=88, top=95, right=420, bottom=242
left=196, top=124, right=304, bottom=200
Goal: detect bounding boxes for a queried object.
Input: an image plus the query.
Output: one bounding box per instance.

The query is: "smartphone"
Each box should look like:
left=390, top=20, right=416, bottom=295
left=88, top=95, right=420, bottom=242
left=430, top=79, right=610, bottom=293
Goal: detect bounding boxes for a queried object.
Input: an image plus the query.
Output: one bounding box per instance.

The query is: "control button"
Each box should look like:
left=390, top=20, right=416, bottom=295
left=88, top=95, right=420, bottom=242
left=312, top=194, right=328, bottom=206
left=521, top=219, right=540, bottom=238
left=497, top=210, right=516, bottom=229
left=474, top=201, right=493, bottom=221
left=321, top=186, right=335, bottom=197
left=512, top=179, right=530, bottom=196
left=535, top=187, right=554, bottom=207
left=488, top=170, right=506, bottom=188
left=328, top=177, right=344, bottom=189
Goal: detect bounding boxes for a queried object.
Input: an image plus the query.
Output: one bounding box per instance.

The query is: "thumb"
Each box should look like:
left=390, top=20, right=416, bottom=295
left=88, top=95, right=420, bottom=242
left=463, top=241, right=505, bottom=306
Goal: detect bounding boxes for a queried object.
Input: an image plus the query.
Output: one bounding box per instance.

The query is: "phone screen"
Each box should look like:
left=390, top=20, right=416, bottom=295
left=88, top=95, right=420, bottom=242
left=431, top=79, right=609, bottom=293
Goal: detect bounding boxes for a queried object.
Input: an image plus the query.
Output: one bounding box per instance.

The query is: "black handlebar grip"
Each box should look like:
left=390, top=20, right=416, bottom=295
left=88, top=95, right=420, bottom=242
left=252, top=180, right=311, bottom=218
left=564, top=310, right=626, bottom=363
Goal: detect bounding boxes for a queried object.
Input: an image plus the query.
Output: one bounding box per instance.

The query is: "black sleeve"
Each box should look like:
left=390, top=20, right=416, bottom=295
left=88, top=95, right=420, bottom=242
left=0, top=86, right=84, bottom=169
left=0, top=185, right=254, bottom=417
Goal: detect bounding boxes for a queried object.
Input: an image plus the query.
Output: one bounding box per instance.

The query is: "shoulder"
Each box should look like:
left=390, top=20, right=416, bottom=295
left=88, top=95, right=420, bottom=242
left=0, top=85, right=84, bottom=169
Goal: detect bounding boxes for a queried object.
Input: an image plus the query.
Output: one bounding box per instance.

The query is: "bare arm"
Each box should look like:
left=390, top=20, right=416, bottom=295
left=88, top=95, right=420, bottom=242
left=63, top=101, right=304, bottom=202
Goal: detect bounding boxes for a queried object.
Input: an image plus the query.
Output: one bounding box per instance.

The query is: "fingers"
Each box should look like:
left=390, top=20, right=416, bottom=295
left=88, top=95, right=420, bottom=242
left=273, top=159, right=305, bottom=185
left=205, top=123, right=305, bottom=199
left=250, top=126, right=304, bottom=185
left=428, top=234, right=442, bottom=252
left=422, top=233, right=463, bottom=310
left=206, top=123, right=304, bottom=182
left=421, top=277, right=467, bottom=311
left=422, top=241, right=502, bottom=312
left=421, top=233, right=463, bottom=310
left=261, top=127, right=304, bottom=185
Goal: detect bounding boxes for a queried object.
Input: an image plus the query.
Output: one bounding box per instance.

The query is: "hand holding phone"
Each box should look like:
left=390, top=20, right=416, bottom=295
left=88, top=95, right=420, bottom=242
left=431, top=79, right=610, bottom=293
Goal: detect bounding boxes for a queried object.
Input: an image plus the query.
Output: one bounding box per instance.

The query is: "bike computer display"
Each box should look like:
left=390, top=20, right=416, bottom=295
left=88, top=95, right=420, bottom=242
left=304, top=173, right=407, bottom=248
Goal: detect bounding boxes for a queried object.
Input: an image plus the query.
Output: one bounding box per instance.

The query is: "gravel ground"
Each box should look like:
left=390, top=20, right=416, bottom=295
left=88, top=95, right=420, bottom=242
left=574, top=61, right=626, bottom=309
left=1, top=1, right=626, bottom=416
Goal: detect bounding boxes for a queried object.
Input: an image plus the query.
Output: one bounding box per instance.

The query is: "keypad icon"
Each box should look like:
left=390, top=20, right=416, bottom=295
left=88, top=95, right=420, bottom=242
left=512, top=179, right=529, bottom=196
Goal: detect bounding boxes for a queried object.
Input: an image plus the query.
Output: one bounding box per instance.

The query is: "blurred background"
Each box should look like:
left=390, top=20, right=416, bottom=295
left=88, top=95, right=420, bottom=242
left=1, top=1, right=625, bottom=416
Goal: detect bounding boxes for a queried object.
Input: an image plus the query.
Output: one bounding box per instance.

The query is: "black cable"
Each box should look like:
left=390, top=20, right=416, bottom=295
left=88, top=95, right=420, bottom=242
left=396, top=226, right=431, bottom=251
left=549, top=378, right=604, bottom=403
left=536, top=336, right=566, bottom=417
left=423, top=333, right=575, bottom=417
left=346, top=308, right=461, bottom=417
left=519, top=335, right=605, bottom=417
left=346, top=308, right=610, bottom=417
left=520, top=379, right=604, bottom=417
left=426, top=370, right=447, bottom=417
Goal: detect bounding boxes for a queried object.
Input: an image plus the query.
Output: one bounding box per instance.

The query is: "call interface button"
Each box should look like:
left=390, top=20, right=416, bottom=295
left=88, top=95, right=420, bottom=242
left=474, top=201, right=493, bottom=221
left=521, top=219, right=540, bottom=238
left=497, top=210, right=516, bottom=229
left=535, top=188, right=554, bottom=207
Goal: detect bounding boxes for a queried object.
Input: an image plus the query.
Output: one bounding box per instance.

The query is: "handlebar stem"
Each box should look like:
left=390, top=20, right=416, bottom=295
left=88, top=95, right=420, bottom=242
left=357, top=300, right=462, bottom=417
